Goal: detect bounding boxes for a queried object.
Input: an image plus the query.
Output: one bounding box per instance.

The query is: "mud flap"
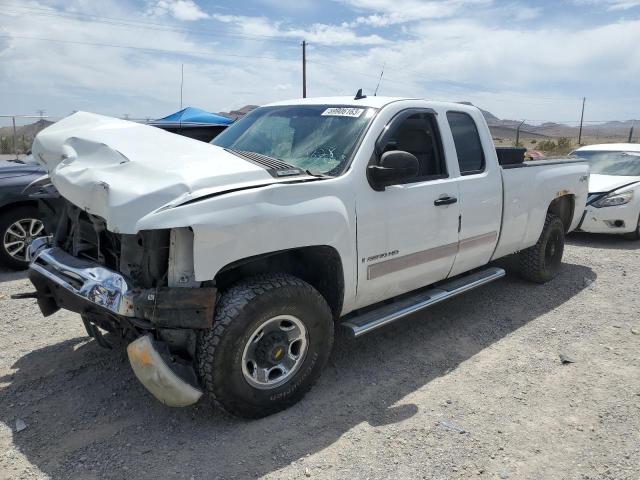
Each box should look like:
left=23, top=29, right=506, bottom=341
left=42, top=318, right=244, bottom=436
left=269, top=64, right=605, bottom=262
left=127, top=335, right=202, bottom=407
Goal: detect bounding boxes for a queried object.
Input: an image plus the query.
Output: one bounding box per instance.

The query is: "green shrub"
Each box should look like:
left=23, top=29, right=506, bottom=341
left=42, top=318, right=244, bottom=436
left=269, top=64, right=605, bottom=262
left=537, top=139, right=556, bottom=151
left=556, top=137, right=573, bottom=154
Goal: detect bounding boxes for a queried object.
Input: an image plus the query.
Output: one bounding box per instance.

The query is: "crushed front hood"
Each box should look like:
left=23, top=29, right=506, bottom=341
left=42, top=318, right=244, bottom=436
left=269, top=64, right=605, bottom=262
left=32, top=112, right=273, bottom=233
left=588, top=174, right=640, bottom=193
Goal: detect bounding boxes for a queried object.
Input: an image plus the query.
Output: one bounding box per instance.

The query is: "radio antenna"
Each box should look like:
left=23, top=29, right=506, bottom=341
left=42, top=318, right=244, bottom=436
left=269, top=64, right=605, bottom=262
left=374, top=63, right=385, bottom=96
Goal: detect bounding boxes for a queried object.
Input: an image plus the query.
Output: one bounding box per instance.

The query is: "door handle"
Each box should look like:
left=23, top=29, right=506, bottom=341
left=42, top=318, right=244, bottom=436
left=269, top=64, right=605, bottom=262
left=434, top=196, right=457, bottom=206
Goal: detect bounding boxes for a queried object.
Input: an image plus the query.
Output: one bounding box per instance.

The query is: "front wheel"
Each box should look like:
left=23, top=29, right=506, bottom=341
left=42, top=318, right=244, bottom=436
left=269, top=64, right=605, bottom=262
left=197, top=273, right=334, bottom=418
left=519, top=213, right=565, bottom=283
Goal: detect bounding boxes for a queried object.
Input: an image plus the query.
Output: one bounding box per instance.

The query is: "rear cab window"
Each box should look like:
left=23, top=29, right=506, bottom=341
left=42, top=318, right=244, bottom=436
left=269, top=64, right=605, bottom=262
left=446, top=112, right=485, bottom=175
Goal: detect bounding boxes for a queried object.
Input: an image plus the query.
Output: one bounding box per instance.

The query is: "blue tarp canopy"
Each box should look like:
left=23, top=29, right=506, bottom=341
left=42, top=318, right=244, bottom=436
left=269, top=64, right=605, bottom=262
left=152, top=107, right=233, bottom=127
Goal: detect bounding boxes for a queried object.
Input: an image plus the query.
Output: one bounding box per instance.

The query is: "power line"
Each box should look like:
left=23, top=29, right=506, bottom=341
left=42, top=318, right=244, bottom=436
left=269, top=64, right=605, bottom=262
left=0, top=34, right=297, bottom=62
left=0, top=4, right=301, bottom=44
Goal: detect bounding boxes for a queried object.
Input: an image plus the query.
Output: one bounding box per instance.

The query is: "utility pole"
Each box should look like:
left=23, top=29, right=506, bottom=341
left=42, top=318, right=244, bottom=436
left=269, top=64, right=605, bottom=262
left=629, top=122, right=635, bottom=143
left=578, top=97, right=586, bottom=145
left=11, top=116, right=17, bottom=158
left=515, top=120, right=525, bottom=147
left=302, top=40, right=307, bottom=98
left=180, top=64, right=184, bottom=109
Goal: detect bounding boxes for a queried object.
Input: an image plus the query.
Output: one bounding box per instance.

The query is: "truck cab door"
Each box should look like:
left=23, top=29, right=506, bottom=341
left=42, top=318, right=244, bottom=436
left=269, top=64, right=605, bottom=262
left=444, top=111, right=502, bottom=277
left=355, top=109, right=460, bottom=309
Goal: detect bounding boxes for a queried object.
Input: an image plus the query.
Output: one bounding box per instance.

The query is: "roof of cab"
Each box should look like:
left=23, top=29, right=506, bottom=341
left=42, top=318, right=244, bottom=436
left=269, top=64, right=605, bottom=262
left=263, top=96, right=409, bottom=109
left=262, top=96, right=481, bottom=113
left=574, top=143, right=640, bottom=152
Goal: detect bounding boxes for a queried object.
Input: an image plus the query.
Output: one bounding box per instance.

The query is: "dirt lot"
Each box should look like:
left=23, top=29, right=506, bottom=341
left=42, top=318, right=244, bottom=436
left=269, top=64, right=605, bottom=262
left=1, top=233, right=639, bottom=480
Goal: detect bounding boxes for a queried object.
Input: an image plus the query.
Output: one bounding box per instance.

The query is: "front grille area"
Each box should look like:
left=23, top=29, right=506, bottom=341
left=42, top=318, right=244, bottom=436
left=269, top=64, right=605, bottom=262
left=56, top=200, right=122, bottom=270
left=53, top=199, right=170, bottom=289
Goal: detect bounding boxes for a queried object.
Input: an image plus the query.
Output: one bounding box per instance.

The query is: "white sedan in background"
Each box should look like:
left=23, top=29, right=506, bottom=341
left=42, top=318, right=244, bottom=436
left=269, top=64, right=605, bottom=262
left=572, top=143, right=640, bottom=239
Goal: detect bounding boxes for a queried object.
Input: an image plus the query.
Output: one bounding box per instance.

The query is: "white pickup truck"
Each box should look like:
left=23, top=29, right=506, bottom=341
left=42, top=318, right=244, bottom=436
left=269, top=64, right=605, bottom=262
left=25, top=96, right=589, bottom=418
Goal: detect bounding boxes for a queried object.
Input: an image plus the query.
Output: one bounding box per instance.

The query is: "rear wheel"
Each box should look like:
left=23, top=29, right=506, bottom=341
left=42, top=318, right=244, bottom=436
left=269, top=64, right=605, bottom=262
left=519, top=213, right=565, bottom=283
left=197, top=273, right=334, bottom=418
left=0, top=206, right=45, bottom=270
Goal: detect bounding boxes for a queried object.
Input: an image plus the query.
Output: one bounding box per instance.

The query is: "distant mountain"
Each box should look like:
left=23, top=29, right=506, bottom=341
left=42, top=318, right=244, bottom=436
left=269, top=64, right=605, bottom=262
left=217, top=105, right=258, bottom=121
left=1, top=106, right=636, bottom=146
left=457, top=102, right=500, bottom=124
left=0, top=119, right=53, bottom=140
left=458, top=101, right=637, bottom=140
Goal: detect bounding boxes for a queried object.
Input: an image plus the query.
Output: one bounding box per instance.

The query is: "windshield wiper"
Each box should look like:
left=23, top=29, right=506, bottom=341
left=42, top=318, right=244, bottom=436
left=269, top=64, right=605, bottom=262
left=226, top=149, right=332, bottom=179
left=305, top=170, right=332, bottom=179
left=227, top=149, right=305, bottom=178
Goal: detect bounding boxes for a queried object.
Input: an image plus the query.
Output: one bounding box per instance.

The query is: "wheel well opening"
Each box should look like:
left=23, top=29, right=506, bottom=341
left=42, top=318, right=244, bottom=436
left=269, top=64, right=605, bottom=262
left=215, top=246, right=345, bottom=319
left=0, top=200, right=38, bottom=216
left=547, top=195, right=575, bottom=232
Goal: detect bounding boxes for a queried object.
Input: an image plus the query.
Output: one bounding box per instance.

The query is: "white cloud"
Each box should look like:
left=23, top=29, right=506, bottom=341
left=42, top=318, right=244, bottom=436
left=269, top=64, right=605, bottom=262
left=571, top=0, right=640, bottom=10
left=0, top=1, right=301, bottom=118
left=212, top=14, right=387, bottom=46
left=339, top=0, right=493, bottom=26
left=147, top=0, right=209, bottom=21
left=512, top=6, right=540, bottom=20
left=303, top=16, right=640, bottom=120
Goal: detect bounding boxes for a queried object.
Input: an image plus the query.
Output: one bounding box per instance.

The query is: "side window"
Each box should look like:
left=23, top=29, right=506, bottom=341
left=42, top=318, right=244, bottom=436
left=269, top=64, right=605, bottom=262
left=380, top=112, right=446, bottom=181
left=447, top=112, right=485, bottom=175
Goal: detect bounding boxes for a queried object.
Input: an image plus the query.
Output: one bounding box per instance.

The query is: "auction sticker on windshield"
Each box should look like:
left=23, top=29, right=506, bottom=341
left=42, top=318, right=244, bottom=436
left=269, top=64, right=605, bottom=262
left=321, top=107, right=364, bottom=117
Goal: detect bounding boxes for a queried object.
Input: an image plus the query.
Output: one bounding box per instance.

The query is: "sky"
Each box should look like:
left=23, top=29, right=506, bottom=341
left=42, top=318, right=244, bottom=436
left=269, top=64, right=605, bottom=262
left=0, top=0, right=639, bottom=125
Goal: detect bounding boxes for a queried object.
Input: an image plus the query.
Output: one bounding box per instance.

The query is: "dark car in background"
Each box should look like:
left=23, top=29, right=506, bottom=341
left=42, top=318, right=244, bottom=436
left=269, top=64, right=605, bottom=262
left=0, top=157, right=49, bottom=269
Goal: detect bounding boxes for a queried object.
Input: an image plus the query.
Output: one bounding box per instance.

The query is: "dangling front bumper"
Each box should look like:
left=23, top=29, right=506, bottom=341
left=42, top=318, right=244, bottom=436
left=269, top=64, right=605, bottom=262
left=127, top=335, right=203, bottom=407
left=27, top=238, right=216, bottom=328
left=25, top=238, right=215, bottom=407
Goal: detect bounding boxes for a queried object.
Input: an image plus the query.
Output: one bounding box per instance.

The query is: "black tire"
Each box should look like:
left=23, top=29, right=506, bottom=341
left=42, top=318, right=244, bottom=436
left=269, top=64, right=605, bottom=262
left=519, top=213, right=565, bottom=283
left=0, top=206, right=44, bottom=270
left=197, top=273, right=334, bottom=418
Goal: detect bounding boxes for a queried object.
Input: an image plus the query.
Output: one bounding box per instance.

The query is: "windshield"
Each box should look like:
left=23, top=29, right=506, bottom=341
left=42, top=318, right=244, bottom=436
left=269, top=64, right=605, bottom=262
left=571, top=150, right=640, bottom=176
left=212, top=105, right=376, bottom=175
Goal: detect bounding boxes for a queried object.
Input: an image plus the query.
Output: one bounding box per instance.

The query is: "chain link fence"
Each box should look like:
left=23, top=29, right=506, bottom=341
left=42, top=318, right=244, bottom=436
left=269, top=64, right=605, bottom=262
left=490, top=122, right=637, bottom=155
left=0, top=115, right=60, bottom=158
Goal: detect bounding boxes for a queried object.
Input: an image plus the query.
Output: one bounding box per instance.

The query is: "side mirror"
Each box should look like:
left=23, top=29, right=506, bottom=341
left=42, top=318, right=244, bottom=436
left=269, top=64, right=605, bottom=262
left=368, top=150, right=419, bottom=190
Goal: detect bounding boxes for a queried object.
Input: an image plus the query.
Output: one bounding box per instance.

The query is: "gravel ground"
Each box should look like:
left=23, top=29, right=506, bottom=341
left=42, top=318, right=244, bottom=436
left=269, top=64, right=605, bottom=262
left=0, top=233, right=639, bottom=480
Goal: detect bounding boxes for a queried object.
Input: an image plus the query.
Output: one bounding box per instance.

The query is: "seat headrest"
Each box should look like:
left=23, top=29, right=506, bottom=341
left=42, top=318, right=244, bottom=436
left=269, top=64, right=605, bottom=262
left=396, top=128, right=433, bottom=154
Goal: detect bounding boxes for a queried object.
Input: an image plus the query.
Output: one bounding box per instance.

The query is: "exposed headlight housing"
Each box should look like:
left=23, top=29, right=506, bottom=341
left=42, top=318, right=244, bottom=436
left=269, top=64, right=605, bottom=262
left=592, top=189, right=634, bottom=208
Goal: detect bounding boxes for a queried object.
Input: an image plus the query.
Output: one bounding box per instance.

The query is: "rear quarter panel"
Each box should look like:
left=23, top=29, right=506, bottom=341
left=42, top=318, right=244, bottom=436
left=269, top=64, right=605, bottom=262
left=492, top=161, right=588, bottom=259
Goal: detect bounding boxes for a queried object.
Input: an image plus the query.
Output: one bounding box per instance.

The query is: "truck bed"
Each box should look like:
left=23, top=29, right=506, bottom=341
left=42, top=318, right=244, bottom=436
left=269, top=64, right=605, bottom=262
left=492, top=158, right=589, bottom=260
left=501, top=157, right=585, bottom=169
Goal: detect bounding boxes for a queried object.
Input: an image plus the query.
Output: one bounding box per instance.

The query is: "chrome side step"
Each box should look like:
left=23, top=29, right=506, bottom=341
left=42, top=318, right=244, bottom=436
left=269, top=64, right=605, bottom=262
left=341, top=267, right=506, bottom=338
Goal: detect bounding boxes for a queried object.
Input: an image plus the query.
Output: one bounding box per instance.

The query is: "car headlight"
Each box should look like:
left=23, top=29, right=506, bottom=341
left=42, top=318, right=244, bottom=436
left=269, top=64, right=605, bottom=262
left=592, top=189, right=634, bottom=208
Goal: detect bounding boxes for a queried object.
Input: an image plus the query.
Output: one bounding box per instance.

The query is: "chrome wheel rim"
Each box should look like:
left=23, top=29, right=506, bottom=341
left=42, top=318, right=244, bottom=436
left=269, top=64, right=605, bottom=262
left=3, top=218, right=44, bottom=262
left=241, top=315, right=309, bottom=390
